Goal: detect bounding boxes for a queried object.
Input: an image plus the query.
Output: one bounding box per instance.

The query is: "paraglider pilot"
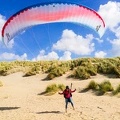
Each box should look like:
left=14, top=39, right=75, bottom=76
left=59, top=85, right=76, bottom=113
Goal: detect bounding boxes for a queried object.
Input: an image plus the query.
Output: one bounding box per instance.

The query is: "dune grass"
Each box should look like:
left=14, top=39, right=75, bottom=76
left=1, top=57, right=120, bottom=80
left=46, top=66, right=67, bottom=80
left=113, top=84, right=120, bottom=95
left=86, top=80, right=99, bottom=91
left=97, top=81, right=114, bottom=95
left=44, top=83, right=65, bottom=95
left=23, top=66, right=40, bottom=77
left=82, top=80, right=114, bottom=96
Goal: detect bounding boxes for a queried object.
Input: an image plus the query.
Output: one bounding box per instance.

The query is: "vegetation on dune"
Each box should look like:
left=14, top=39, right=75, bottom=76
left=44, top=80, right=120, bottom=97
left=0, top=63, right=13, bottom=76
left=97, top=81, right=114, bottom=95
left=23, top=66, right=40, bottom=77
left=71, top=60, right=97, bottom=79
left=44, top=83, right=65, bottom=95
left=86, top=80, right=99, bottom=91
left=1, top=57, right=120, bottom=80
left=58, top=84, right=66, bottom=91
left=113, top=84, right=120, bottom=95
left=46, top=65, right=69, bottom=80
left=81, top=80, right=115, bottom=96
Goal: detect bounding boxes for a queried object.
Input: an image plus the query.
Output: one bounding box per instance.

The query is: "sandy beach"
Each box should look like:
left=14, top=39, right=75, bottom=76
left=0, top=72, right=120, bottom=120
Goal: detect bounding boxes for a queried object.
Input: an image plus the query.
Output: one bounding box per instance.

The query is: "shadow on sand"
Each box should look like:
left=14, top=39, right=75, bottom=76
left=0, top=107, right=20, bottom=111
left=41, top=77, right=51, bottom=81
left=37, top=91, right=46, bottom=95
left=36, top=111, right=62, bottom=114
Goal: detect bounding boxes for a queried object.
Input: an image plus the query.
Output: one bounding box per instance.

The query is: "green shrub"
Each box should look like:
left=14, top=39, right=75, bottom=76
left=81, top=80, right=114, bottom=96
left=81, top=80, right=98, bottom=92
left=97, top=60, right=120, bottom=77
left=45, top=84, right=58, bottom=93
left=98, top=81, right=113, bottom=95
left=1, top=57, right=120, bottom=79
left=72, top=66, right=91, bottom=79
left=0, top=69, right=7, bottom=76
left=46, top=67, right=66, bottom=80
left=87, top=67, right=97, bottom=76
left=113, top=84, right=120, bottom=95
left=58, top=84, right=65, bottom=91
left=71, top=60, right=97, bottom=80
left=44, top=84, right=65, bottom=95
left=87, top=80, right=98, bottom=90
left=31, top=66, right=40, bottom=73
left=46, top=73, right=55, bottom=80
left=23, top=66, right=40, bottom=77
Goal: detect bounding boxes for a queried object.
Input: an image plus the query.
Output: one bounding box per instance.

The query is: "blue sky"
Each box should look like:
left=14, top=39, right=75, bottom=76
left=0, top=0, right=120, bottom=61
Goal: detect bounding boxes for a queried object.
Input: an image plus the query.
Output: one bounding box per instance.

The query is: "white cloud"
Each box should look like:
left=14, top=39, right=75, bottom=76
left=32, top=50, right=59, bottom=61
left=53, top=29, right=95, bottom=55
left=38, top=50, right=45, bottom=56
left=95, top=37, right=103, bottom=43
left=59, top=51, right=71, bottom=60
left=0, top=14, right=6, bottom=41
left=0, top=52, right=27, bottom=61
left=98, top=1, right=120, bottom=31
left=95, top=51, right=107, bottom=58
left=113, top=26, right=120, bottom=38
left=110, top=39, right=120, bottom=56
left=32, top=50, right=72, bottom=61
left=98, top=1, right=120, bottom=57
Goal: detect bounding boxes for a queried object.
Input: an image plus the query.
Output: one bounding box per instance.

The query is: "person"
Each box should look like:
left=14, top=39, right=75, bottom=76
left=59, top=85, right=76, bottom=113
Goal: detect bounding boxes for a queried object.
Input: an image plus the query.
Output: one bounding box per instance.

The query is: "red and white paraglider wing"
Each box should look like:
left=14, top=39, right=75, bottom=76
left=2, top=2, right=105, bottom=46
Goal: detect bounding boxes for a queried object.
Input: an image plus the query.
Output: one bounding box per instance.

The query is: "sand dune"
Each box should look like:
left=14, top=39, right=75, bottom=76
left=0, top=72, right=120, bottom=120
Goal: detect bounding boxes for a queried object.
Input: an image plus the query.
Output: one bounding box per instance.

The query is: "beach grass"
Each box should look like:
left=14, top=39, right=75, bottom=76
left=44, top=83, right=65, bottom=95
left=86, top=80, right=99, bottom=90
left=113, top=84, right=120, bottom=95
left=1, top=57, right=120, bottom=80
left=82, top=80, right=114, bottom=96
left=97, top=80, right=114, bottom=95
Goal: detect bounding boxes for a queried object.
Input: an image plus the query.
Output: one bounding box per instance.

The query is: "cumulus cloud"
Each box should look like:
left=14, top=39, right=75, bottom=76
left=53, top=29, right=95, bottom=55
left=32, top=50, right=72, bottom=61
left=98, top=1, right=120, bottom=57
left=0, top=52, right=27, bottom=61
left=98, top=1, right=120, bottom=31
left=59, top=51, right=71, bottom=60
left=95, top=37, right=103, bottom=43
left=0, top=14, right=6, bottom=41
left=32, top=50, right=59, bottom=61
left=95, top=51, right=107, bottom=58
left=113, top=26, right=120, bottom=38
left=110, top=25, right=120, bottom=56
left=110, top=39, right=120, bottom=56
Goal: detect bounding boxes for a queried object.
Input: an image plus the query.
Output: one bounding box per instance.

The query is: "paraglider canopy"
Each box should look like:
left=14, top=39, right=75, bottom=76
left=2, top=2, right=105, bottom=46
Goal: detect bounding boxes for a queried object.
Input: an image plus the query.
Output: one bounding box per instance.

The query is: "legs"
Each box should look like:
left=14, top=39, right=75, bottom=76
left=65, top=99, right=68, bottom=113
left=65, top=98, right=75, bottom=112
left=70, top=98, right=75, bottom=110
left=71, top=102, right=75, bottom=110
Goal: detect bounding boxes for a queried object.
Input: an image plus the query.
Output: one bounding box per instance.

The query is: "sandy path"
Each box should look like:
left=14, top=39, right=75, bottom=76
left=0, top=72, right=120, bottom=120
